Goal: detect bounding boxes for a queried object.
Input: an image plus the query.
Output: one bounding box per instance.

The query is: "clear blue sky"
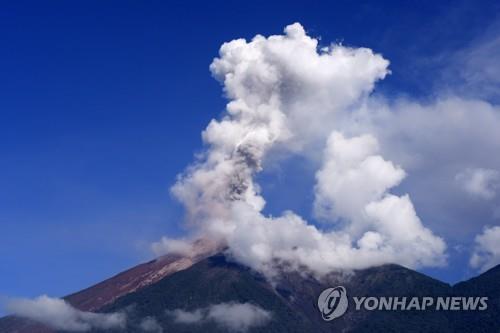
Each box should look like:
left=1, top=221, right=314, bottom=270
left=1, top=0, right=499, bottom=311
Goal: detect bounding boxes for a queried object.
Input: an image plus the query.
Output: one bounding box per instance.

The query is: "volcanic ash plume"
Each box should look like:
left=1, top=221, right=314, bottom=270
left=157, top=23, right=446, bottom=278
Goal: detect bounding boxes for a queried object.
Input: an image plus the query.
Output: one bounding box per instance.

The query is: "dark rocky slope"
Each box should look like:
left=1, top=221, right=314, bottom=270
left=1, top=252, right=499, bottom=332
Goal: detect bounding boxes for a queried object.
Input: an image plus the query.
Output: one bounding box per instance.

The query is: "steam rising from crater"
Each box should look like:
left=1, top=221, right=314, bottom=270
left=156, top=23, right=447, bottom=278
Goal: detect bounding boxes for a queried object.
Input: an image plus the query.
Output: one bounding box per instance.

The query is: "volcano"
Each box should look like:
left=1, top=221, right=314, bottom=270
left=1, top=244, right=499, bottom=332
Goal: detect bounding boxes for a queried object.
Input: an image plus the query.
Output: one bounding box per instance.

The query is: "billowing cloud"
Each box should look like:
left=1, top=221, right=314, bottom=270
left=157, top=22, right=447, bottom=278
left=343, top=97, right=500, bottom=174
left=171, top=22, right=389, bottom=232
left=455, top=168, right=499, bottom=199
left=336, top=95, right=500, bottom=241
left=470, top=226, right=500, bottom=272
left=6, top=295, right=126, bottom=332
left=314, top=132, right=406, bottom=227
left=168, top=302, right=271, bottom=332
left=314, top=132, right=446, bottom=266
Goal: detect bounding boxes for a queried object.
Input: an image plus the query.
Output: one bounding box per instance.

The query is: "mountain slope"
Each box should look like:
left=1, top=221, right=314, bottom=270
left=273, top=264, right=454, bottom=333
left=92, top=256, right=500, bottom=333
left=93, top=256, right=456, bottom=333
left=67, top=239, right=221, bottom=312
left=98, top=254, right=321, bottom=333
left=451, top=265, right=500, bottom=332
left=1, top=252, right=499, bottom=332
left=0, top=239, right=220, bottom=333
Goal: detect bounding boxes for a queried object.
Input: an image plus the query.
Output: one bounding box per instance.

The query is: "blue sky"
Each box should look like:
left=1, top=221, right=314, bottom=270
left=1, top=0, right=500, bottom=313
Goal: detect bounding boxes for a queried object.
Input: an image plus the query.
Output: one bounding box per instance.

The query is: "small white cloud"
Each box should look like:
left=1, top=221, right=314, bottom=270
left=470, top=225, right=500, bottom=271
left=167, top=308, right=204, bottom=324
left=456, top=168, right=499, bottom=199
left=6, top=295, right=126, bottom=332
left=151, top=237, right=194, bottom=256
left=206, top=302, right=271, bottom=332
left=167, top=302, right=271, bottom=332
left=139, top=316, right=163, bottom=333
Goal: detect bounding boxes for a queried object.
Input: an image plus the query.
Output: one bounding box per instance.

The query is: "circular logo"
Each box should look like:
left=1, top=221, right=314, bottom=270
left=317, top=286, right=348, bottom=321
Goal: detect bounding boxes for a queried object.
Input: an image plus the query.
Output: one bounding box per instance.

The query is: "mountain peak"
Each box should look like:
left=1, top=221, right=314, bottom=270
left=1, top=253, right=499, bottom=332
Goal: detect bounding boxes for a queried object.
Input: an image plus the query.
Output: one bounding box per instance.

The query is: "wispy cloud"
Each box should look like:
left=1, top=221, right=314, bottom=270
left=139, top=316, right=163, bottom=332
left=456, top=168, right=499, bottom=200
left=6, top=295, right=126, bottom=332
left=167, top=302, right=271, bottom=332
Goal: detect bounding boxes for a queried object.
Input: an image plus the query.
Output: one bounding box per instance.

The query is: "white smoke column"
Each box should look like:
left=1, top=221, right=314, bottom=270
left=165, top=23, right=446, bottom=278
left=171, top=22, right=388, bottom=236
